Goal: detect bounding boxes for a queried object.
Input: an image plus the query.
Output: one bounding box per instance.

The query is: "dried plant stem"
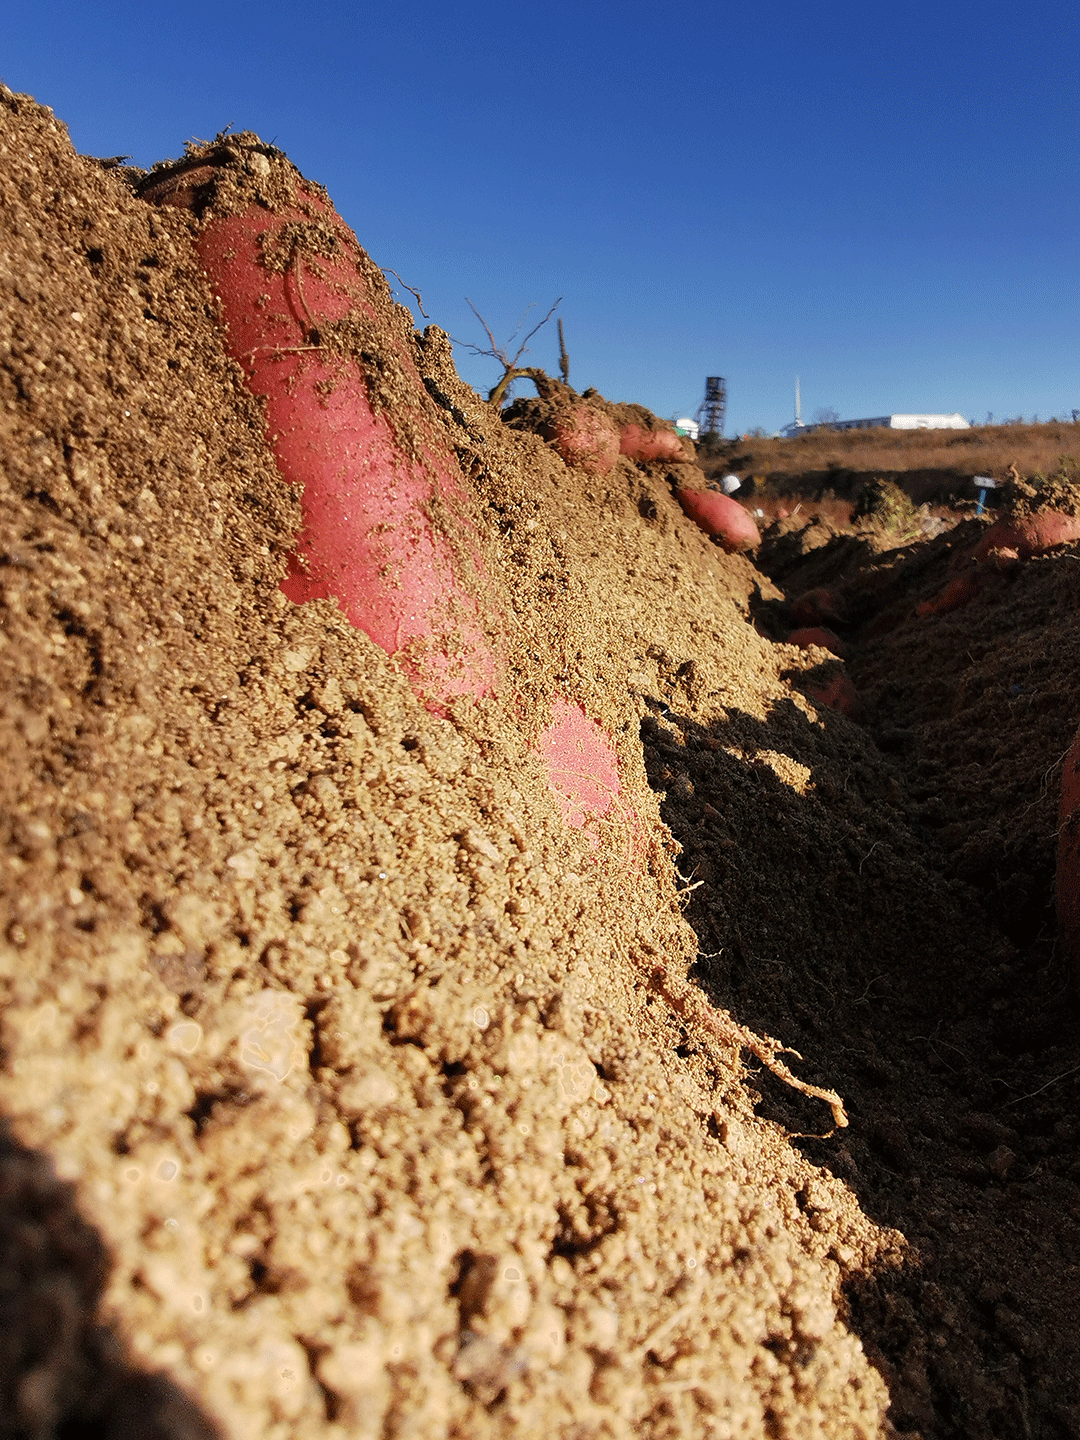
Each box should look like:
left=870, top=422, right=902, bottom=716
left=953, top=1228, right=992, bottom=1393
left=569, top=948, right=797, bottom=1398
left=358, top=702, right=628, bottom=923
left=651, top=964, right=849, bottom=1132
left=557, top=318, right=570, bottom=384
left=456, top=297, right=563, bottom=407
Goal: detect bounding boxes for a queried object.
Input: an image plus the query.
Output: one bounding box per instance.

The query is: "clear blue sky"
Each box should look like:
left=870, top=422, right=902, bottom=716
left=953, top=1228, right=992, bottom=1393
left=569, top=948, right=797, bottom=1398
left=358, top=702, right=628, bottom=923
left=5, top=0, right=1078, bottom=434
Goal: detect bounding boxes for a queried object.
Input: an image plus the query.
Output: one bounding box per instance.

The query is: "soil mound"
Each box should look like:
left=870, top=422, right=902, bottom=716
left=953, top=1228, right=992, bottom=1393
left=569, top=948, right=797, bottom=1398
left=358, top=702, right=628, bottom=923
left=4, top=89, right=1080, bottom=1440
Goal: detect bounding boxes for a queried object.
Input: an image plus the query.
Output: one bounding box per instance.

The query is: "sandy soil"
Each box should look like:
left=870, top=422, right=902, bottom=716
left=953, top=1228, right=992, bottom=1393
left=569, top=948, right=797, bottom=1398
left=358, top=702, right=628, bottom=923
left=3, top=88, right=1080, bottom=1440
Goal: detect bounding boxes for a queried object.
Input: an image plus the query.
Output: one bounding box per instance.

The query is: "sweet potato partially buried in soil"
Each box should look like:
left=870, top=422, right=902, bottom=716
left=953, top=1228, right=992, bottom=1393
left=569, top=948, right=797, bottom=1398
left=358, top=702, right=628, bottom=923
left=607, top=401, right=692, bottom=464
left=676, top=486, right=760, bottom=552
left=916, top=571, right=983, bottom=618
left=139, top=139, right=630, bottom=840
left=974, top=509, right=1080, bottom=564
left=804, top=669, right=861, bottom=720
left=619, top=422, right=686, bottom=464
left=788, top=626, right=848, bottom=658
left=502, top=371, right=621, bottom=476
left=544, top=402, right=621, bottom=475
left=921, top=508, right=1080, bottom=616
left=537, top=697, right=628, bottom=850
left=139, top=143, right=497, bottom=712
left=789, top=586, right=848, bottom=628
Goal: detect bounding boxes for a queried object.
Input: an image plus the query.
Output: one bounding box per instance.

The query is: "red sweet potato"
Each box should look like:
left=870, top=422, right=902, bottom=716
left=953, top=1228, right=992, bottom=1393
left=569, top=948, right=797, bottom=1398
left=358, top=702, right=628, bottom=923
left=975, top=510, right=1080, bottom=564
left=676, top=488, right=760, bottom=552
left=789, top=587, right=847, bottom=628
left=1058, top=719, right=1080, bottom=975
left=141, top=144, right=633, bottom=837
left=140, top=159, right=498, bottom=711
left=542, top=404, right=621, bottom=476
left=619, top=423, right=686, bottom=464
left=788, top=627, right=847, bottom=658
left=502, top=371, right=621, bottom=476
left=916, top=572, right=982, bottom=617
left=804, top=672, right=861, bottom=720
left=537, top=698, right=622, bottom=831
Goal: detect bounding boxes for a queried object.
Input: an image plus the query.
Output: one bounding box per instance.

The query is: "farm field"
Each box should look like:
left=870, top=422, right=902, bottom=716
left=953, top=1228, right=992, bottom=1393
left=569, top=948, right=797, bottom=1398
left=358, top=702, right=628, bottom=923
left=705, top=420, right=1080, bottom=509
left=5, top=87, right=1080, bottom=1440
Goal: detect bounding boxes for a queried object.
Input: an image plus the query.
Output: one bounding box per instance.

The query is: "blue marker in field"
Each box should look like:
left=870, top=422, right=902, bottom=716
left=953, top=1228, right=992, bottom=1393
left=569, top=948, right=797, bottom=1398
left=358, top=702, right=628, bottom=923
left=974, top=475, right=997, bottom=516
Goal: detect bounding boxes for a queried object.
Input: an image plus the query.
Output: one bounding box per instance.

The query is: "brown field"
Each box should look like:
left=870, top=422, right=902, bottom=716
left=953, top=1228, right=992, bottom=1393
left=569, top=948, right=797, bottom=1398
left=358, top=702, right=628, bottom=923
left=701, top=420, right=1080, bottom=505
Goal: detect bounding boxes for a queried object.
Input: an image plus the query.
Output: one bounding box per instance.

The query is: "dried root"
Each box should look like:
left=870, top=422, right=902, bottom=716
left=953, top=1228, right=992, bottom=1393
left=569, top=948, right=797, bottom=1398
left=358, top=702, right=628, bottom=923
left=653, top=967, right=848, bottom=1133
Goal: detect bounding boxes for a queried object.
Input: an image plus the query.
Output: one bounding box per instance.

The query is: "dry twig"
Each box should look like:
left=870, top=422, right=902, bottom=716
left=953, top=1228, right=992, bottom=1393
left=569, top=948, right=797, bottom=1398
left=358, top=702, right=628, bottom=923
left=455, top=297, right=562, bottom=405
left=382, top=268, right=429, bottom=319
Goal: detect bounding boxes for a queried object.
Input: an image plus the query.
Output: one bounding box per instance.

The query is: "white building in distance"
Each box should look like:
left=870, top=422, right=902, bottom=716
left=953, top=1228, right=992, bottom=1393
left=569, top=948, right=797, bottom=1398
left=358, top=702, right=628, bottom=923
left=782, top=412, right=969, bottom=438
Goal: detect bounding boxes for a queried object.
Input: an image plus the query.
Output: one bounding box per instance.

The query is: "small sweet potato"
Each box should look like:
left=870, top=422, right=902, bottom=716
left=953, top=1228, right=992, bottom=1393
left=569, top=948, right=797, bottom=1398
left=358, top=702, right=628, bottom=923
left=676, top=488, right=760, bottom=552
left=542, top=403, right=621, bottom=476
left=619, top=422, right=687, bottom=464
left=916, top=572, right=982, bottom=617
left=506, top=372, right=622, bottom=476
left=788, top=627, right=847, bottom=658
left=804, top=672, right=861, bottom=720
left=789, top=587, right=847, bottom=628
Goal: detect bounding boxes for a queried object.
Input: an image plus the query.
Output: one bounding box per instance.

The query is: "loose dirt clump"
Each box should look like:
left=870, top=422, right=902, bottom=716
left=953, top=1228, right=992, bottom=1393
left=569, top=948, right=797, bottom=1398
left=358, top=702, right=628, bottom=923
left=4, top=88, right=1080, bottom=1440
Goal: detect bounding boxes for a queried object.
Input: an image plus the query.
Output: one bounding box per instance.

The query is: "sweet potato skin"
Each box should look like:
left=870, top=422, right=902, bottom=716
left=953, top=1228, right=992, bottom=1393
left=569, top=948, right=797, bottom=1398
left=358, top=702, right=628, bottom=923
left=916, top=572, right=982, bottom=618
left=542, top=405, right=621, bottom=476
left=194, top=198, right=497, bottom=709
left=975, top=511, right=1080, bottom=563
left=804, top=672, right=861, bottom=720
left=676, top=488, right=760, bottom=552
left=788, top=627, right=848, bottom=658
left=789, top=587, right=847, bottom=628
left=619, top=422, right=686, bottom=464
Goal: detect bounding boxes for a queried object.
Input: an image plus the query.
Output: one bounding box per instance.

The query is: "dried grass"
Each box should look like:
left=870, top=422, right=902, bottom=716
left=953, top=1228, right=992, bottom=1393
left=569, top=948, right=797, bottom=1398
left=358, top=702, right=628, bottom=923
left=703, top=420, right=1080, bottom=491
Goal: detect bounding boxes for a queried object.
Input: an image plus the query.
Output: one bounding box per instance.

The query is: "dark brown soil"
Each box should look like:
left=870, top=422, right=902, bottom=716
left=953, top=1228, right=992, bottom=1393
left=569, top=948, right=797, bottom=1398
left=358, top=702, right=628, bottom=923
left=4, top=87, right=1080, bottom=1440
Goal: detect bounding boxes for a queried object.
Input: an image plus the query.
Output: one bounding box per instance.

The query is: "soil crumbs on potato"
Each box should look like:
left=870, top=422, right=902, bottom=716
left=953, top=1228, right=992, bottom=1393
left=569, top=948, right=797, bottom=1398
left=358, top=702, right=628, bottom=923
left=4, top=89, right=1080, bottom=1440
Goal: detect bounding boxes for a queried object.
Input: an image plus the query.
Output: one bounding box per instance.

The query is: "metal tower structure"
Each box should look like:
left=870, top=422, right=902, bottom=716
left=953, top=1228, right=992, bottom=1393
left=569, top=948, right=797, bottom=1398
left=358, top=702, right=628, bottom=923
left=695, top=376, right=727, bottom=439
